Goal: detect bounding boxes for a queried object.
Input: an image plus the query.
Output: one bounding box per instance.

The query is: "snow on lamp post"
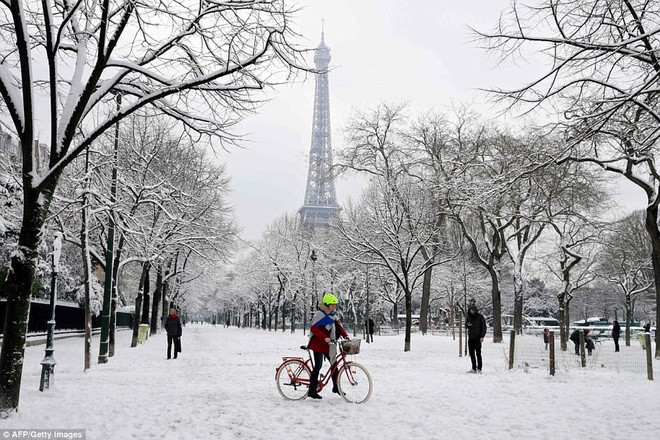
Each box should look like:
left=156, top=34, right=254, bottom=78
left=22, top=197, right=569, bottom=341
left=40, top=232, right=62, bottom=391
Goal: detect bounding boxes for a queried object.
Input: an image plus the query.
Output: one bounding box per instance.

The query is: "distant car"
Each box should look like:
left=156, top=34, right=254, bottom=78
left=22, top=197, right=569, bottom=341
left=573, top=317, right=609, bottom=326
left=525, top=316, right=560, bottom=329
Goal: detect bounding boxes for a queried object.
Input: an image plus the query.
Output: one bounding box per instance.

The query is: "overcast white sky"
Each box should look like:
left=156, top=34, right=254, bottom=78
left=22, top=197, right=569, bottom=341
left=220, top=0, right=647, bottom=241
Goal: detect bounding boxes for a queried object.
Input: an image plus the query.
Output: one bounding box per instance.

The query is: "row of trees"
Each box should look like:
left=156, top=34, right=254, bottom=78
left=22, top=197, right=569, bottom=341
left=0, top=0, right=308, bottom=414
left=212, top=104, right=655, bottom=355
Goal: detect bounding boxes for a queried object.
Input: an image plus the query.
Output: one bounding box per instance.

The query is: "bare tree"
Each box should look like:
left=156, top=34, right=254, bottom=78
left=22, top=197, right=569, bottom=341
left=338, top=104, right=455, bottom=337
left=546, top=216, right=600, bottom=350
left=598, top=211, right=654, bottom=346
left=335, top=181, right=452, bottom=352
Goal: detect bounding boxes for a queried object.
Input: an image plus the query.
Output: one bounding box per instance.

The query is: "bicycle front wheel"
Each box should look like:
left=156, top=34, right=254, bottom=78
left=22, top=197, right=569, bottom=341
left=338, top=361, right=372, bottom=404
left=275, top=359, right=311, bottom=401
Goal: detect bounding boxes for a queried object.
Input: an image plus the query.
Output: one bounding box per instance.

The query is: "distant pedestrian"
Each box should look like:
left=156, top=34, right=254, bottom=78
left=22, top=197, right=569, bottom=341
left=543, top=328, right=550, bottom=350
left=585, top=330, right=595, bottom=355
left=612, top=320, right=621, bottom=352
left=165, top=307, right=182, bottom=360
left=570, top=329, right=581, bottom=355
left=365, top=318, right=375, bottom=343
left=570, top=329, right=593, bottom=355
left=643, top=322, right=651, bottom=333
left=465, top=304, right=487, bottom=373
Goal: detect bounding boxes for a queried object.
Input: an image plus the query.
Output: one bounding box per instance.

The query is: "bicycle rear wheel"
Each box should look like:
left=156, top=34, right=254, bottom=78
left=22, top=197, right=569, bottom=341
left=276, top=359, right=311, bottom=401
left=338, top=361, right=372, bottom=404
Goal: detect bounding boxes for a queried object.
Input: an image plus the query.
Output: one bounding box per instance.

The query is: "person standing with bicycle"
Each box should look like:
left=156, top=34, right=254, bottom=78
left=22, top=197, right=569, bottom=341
left=465, top=304, right=487, bottom=373
left=307, top=293, right=349, bottom=399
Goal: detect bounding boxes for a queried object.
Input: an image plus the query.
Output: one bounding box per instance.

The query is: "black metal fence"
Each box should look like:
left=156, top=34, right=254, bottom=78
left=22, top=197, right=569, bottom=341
left=0, top=300, right=133, bottom=334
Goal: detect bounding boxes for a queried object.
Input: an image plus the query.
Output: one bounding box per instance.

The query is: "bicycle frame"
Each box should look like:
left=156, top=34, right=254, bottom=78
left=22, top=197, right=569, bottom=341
left=277, top=343, right=349, bottom=392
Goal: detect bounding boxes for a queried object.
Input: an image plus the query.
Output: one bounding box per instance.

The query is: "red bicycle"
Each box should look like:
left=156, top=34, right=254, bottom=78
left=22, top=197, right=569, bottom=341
left=275, top=339, right=372, bottom=404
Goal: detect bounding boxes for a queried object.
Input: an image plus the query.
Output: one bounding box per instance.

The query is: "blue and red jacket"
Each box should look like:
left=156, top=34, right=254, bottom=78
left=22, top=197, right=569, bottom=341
left=308, top=309, right=348, bottom=353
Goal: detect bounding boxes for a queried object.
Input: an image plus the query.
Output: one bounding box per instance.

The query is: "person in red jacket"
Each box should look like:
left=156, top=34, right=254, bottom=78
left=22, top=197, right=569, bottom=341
left=307, top=293, right=349, bottom=400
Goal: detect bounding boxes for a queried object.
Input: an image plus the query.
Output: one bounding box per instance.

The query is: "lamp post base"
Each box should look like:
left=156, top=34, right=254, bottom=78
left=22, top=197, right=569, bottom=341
left=39, top=358, right=56, bottom=391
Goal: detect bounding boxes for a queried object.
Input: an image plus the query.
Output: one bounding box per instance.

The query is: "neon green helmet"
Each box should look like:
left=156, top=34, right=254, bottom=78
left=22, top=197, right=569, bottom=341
left=322, top=294, right=339, bottom=305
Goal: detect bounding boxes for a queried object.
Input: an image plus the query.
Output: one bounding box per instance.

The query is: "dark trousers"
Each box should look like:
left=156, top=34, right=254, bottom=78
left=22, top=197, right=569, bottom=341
left=468, top=337, right=483, bottom=371
left=366, top=332, right=373, bottom=343
left=167, top=335, right=181, bottom=358
left=309, top=351, right=338, bottom=395
left=614, top=337, right=620, bottom=352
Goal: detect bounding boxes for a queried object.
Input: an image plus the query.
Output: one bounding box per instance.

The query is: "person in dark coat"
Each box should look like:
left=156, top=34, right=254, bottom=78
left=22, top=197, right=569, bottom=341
left=585, top=329, right=595, bottom=355
left=307, top=294, right=349, bottom=399
left=465, top=304, right=487, bottom=373
left=570, top=329, right=581, bottom=354
left=543, top=328, right=550, bottom=350
left=612, top=320, right=621, bottom=352
left=365, top=318, right=375, bottom=343
left=570, top=328, right=593, bottom=355
left=165, top=307, right=183, bottom=359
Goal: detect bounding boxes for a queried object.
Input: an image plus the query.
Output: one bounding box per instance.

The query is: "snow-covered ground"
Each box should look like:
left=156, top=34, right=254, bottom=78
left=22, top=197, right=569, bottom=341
left=5, top=325, right=659, bottom=440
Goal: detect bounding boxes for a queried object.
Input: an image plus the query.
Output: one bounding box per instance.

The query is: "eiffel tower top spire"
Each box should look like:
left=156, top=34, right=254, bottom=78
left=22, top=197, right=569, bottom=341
left=299, top=28, right=341, bottom=228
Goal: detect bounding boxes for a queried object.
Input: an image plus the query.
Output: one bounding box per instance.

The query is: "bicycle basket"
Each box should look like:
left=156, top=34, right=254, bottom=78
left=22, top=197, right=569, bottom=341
left=340, top=339, right=361, bottom=355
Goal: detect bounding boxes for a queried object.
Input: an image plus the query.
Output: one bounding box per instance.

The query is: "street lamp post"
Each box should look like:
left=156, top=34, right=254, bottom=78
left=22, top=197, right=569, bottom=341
left=40, top=233, right=62, bottom=391
left=310, top=249, right=318, bottom=307
left=365, top=269, right=370, bottom=342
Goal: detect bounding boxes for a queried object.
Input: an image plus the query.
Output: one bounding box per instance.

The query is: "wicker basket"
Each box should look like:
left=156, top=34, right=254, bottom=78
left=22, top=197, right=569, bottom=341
left=340, top=339, right=361, bottom=355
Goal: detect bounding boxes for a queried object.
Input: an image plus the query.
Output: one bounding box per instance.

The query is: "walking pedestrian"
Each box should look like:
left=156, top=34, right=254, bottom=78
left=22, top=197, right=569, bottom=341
left=465, top=304, right=487, bottom=373
left=365, top=318, right=375, bottom=343
left=165, top=307, right=182, bottom=359
left=543, top=328, right=550, bottom=350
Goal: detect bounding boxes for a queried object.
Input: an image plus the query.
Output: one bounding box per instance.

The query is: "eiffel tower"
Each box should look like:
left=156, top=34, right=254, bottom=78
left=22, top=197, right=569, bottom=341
left=299, top=30, right=341, bottom=228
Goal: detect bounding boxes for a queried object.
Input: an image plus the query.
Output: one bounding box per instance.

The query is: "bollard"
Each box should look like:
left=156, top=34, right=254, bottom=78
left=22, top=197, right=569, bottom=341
left=458, top=311, right=463, bottom=358
left=645, top=334, right=653, bottom=381
left=549, top=331, right=555, bottom=376
left=579, top=330, right=586, bottom=368
left=508, top=330, right=515, bottom=370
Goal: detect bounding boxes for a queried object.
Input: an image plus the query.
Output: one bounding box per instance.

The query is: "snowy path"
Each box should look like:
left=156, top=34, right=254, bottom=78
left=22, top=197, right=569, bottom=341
left=5, top=325, right=660, bottom=440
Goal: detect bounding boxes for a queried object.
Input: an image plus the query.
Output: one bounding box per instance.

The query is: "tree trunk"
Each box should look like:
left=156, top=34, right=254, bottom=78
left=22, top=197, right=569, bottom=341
left=512, top=263, right=525, bottom=335
left=161, top=281, right=169, bottom=328
left=419, top=263, right=432, bottom=335
left=81, top=208, right=92, bottom=371
left=393, top=302, right=399, bottom=332
left=404, top=285, right=412, bottom=352
left=487, top=265, right=503, bottom=343
left=81, top=146, right=93, bottom=371
left=150, top=265, right=163, bottom=335
left=558, top=295, right=568, bottom=351
left=131, top=263, right=149, bottom=347
left=0, top=173, right=57, bottom=412
left=645, top=204, right=660, bottom=359
left=625, top=299, right=633, bottom=347
left=0, top=251, right=36, bottom=413
left=141, top=268, right=150, bottom=325
left=109, top=233, right=126, bottom=357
